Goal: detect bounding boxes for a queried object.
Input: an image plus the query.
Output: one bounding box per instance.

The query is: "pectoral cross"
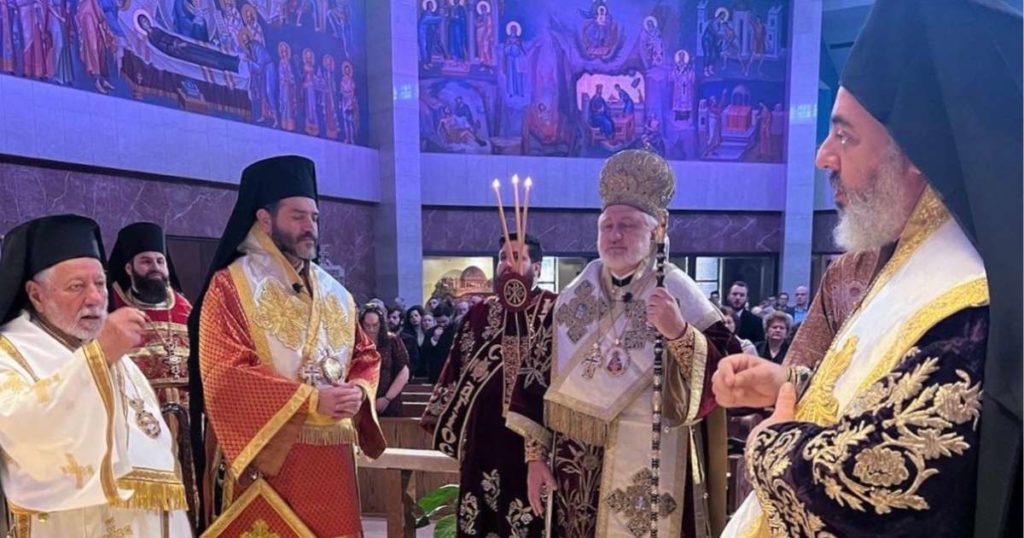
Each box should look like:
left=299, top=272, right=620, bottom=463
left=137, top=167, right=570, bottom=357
left=165, top=354, right=183, bottom=380
left=582, top=343, right=603, bottom=380
left=61, top=453, right=94, bottom=490
left=300, top=361, right=323, bottom=386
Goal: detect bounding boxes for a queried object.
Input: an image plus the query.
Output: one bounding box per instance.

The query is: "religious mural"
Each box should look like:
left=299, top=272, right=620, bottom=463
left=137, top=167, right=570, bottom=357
left=0, top=0, right=368, bottom=144
left=418, top=0, right=790, bottom=162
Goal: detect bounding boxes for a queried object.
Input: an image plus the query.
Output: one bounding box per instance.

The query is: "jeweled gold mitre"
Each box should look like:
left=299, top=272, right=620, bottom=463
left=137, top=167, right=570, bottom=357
left=598, top=150, right=676, bottom=217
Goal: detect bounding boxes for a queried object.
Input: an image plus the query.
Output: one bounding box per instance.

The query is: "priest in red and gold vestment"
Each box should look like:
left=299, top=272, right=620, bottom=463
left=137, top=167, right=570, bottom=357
left=108, top=221, right=199, bottom=527
left=187, top=155, right=385, bottom=537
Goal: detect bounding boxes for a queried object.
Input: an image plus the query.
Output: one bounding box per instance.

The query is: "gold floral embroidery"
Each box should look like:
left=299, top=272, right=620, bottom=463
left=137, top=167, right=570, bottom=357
left=796, top=336, right=858, bottom=425
left=556, top=281, right=604, bottom=344
left=749, top=356, right=982, bottom=536
left=61, top=453, right=95, bottom=490
left=521, top=321, right=553, bottom=389
left=482, top=299, right=505, bottom=341
left=604, top=468, right=677, bottom=537
left=102, top=517, right=133, bottom=538
left=746, top=428, right=831, bottom=537
left=481, top=469, right=501, bottom=512
left=554, top=439, right=603, bottom=538
left=459, top=492, right=480, bottom=535
left=506, top=498, right=535, bottom=538
left=803, top=357, right=981, bottom=515
left=240, top=520, right=280, bottom=538
left=460, top=324, right=477, bottom=356
left=320, top=295, right=352, bottom=354
left=253, top=279, right=308, bottom=350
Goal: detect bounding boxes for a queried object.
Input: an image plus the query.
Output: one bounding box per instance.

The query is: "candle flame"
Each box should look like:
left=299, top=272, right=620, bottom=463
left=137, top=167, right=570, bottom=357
left=492, top=179, right=500, bottom=189
left=525, top=177, right=533, bottom=188
left=512, top=174, right=519, bottom=185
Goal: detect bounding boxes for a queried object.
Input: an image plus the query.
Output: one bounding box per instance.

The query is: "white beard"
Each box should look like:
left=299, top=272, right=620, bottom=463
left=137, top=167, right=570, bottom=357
left=833, top=145, right=915, bottom=252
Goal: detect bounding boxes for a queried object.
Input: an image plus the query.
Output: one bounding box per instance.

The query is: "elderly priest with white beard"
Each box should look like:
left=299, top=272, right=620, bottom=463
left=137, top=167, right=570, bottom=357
left=0, top=215, right=191, bottom=537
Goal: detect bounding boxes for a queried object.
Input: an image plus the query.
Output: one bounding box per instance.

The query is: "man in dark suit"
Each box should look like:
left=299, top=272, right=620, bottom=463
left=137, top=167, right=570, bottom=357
left=727, top=280, right=764, bottom=344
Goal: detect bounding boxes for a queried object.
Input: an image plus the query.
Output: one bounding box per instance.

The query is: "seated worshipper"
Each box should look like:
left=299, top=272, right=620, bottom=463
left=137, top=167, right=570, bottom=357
left=754, top=311, right=791, bottom=364
left=360, top=304, right=410, bottom=417
left=722, top=305, right=757, bottom=355
left=0, top=215, right=191, bottom=537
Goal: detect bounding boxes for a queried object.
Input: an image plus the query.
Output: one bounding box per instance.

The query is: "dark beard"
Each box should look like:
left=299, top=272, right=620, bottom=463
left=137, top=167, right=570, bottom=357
left=271, top=223, right=318, bottom=261
left=132, top=270, right=169, bottom=304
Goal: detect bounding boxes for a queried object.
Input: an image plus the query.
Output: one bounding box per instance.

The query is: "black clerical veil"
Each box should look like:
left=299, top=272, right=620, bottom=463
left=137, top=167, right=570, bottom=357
left=185, top=155, right=319, bottom=530
left=0, top=215, right=106, bottom=324
left=107, top=222, right=182, bottom=302
left=842, top=2, right=1022, bottom=535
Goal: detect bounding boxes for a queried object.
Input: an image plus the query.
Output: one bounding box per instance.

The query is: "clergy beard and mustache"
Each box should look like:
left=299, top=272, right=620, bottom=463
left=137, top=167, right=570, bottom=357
left=132, top=269, right=170, bottom=304
left=832, top=142, right=916, bottom=252
left=39, top=302, right=106, bottom=341
left=271, top=223, right=318, bottom=261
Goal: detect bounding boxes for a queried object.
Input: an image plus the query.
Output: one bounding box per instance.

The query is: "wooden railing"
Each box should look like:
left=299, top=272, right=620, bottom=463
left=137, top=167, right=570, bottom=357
left=358, top=414, right=459, bottom=538
left=358, top=448, right=459, bottom=538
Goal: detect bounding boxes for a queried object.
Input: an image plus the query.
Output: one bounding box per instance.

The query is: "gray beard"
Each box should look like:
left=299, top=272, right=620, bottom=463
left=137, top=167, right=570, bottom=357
left=833, top=145, right=915, bottom=252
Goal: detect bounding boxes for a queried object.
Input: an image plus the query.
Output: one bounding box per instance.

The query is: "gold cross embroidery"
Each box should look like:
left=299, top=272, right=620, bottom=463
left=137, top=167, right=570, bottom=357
left=605, top=468, right=677, bottom=538
left=241, top=520, right=281, bottom=538
left=103, top=517, right=133, bottom=538
left=556, top=281, right=602, bottom=344
left=32, top=373, right=61, bottom=403
left=61, top=453, right=95, bottom=490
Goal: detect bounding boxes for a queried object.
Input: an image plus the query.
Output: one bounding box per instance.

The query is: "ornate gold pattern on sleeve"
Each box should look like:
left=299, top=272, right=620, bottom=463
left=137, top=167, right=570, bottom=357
left=666, top=327, right=697, bottom=379
left=746, top=354, right=982, bottom=537
left=523, top=437, right=550, bottom=462
left=802, top=357, right=980, bottom=515
left=746, top=429, right=832, bottom=537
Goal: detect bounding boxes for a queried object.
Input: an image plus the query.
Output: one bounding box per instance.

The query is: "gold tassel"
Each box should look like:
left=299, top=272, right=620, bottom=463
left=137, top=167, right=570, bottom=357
left=114, top=477, right=188, bottom=511
left=298, top=422, right=358, bottom=446
left=544, top=400, right=609, bottom=447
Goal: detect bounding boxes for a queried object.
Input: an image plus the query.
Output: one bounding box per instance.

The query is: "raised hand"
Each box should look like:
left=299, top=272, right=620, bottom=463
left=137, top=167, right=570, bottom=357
left=96, top=307, right=147, bottom=364
left=711, top=353, right=788, bottom=408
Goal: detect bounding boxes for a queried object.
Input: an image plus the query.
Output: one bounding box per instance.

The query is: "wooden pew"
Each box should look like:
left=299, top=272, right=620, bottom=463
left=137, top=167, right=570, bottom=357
left=358, top=417, right=458, bottom=517
left=358, top=448, right=459, bottom=538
